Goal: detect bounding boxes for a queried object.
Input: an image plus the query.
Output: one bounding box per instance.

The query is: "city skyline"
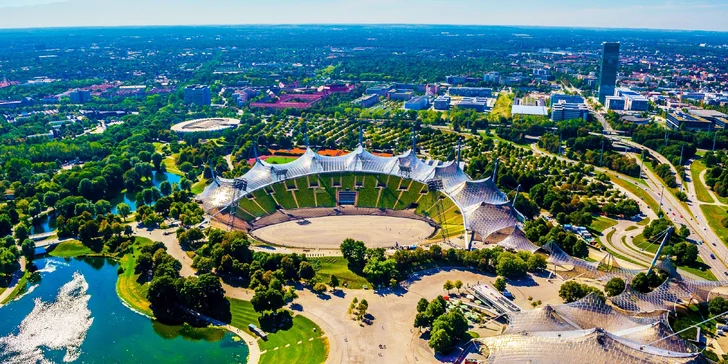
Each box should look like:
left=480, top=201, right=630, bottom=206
left=1, top=0, right=728, bottom=32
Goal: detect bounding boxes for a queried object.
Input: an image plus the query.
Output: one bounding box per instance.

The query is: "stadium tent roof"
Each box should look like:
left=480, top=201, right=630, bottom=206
left=199, top=146, right=518, bottom=242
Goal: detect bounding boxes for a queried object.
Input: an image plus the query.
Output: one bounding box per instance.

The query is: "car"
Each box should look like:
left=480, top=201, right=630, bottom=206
left=711, top=254, right=716, bottom=259
left=713, top=243, right=717, bottom=246
left=725, top=272, right=728, bottom=277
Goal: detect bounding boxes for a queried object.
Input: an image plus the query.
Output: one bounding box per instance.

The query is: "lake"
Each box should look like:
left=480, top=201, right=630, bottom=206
left=0, top=257, right=248, bottom=363
left=111, top=171, right=182, bottom=213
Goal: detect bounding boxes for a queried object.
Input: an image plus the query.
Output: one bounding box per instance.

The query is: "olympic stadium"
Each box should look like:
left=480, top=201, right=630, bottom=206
left=197, top=140, right=728, bottom=363
left=171, top=117, right=240, bottom=134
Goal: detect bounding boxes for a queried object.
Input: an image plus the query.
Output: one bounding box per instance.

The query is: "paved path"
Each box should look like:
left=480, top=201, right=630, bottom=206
left=0, top=257, right=25, bottom=305
left=131, top=223, right=196, bottom=277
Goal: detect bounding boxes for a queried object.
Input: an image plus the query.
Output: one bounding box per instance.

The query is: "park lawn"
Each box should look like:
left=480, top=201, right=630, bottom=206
left=311, top=256, right=372, bottom=289
left=590, top=216, right=618, bottom=232
left=163, top=157, right=184, bottom=176
left=678, top=257, right=717, bottom=281
left=228, top=299, right=328, bottom=364
left=625, top=226, right=638, bottom=232
left=116, top=236, right=155, bottom=317
left=691, top=160, right=713, bottom=203
left=265, top=156, right=298, bottom=165
left=490, top=92, right=513, bottom=120
left=1, top=270, right=31, bottom=305
left=700, top=205, right=728, bottom=244
left=637, top=218, right=651, bottom=226
left=608, top=173, right=661, bottom=214
left=190, top=178, right=208, bottom=195
left=49, top=240, right=92, bottom=257
left=632, top=233, right=658, bottom=253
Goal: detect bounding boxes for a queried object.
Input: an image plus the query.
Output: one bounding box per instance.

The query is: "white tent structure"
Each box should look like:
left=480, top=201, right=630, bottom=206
left=198, top=146, right=521, bottom=248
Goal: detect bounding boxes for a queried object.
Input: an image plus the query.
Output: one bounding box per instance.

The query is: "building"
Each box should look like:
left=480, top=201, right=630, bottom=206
left=433, top=95, right=451, bottom=111
left=511, top=105, right=548, bottom=116
left=666, top=111, right=712, bottom=131
left=598, top=42, right=620, bottom=104
left=456, top=97, right=491, bottom=112
left=621, top=116, right=651, bottom=125
left=69, top=89, right=92, bottom=104
left=353, top=94, right=380, bottom=108
left=483, top=72, right=500, bottom=84
left=616, top=87, right=649, bottom=111
left=605, top=96, right=625, bottom=111
left=446, top=75, right=466, bottom=85
left=550, top=94, right=585, bottom=106
left=388, top=91, right=413, bottom=101
left=404, top=96, right=429, bottom=111
left=365, top=85, right=391, bottom=96
left=449, top=87, right=493, bottom=98
left=184, top=84, right=211, bottom=106
left=551, top=101, right=589, bottom=121
left=689, top=109, right=728, bottom=128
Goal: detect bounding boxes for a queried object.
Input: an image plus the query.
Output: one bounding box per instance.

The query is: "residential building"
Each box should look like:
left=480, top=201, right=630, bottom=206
left=434, top=95, right=451, bottom=111
left=404, top=96, right=429, bottom=111
left=598, top=42, right=620, bottom=104
left=666, top=111, right=712, bottom=131
left=353, top=94, right=380, bottom=108
left=449, top=87, right=493, bottom=97
left=551, top=101, right=588, bottom=121
left=605, top=96, right=626, bottom=111
left=184, top=84, right=211, bottom=106
left=69, top=89, right=92, bottom=104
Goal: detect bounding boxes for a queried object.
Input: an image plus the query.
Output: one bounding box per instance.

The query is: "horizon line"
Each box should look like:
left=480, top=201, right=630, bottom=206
left=0, top=23, right=726, bottom=33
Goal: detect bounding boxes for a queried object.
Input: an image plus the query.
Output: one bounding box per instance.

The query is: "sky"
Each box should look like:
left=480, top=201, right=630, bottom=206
left=0, top=0, right=727, bottom=31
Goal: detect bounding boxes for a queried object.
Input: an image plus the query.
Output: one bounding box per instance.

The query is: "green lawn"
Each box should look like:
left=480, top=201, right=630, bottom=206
left=625, top=226, right=638, bottom=232
left=377, top=176, right=400, bottom=209
left=271, top=183, right=298, bottom=210
left=490, top=92, right=513, bottom=120
left=355, top=174, right=380, bottom=207
left=590, top=216, right=618, bottom=232
left=310, top=256, right=371, bottom=289
left=116, top=236, right=155, bottom=317
left=190, top=178, right=208, bottom=195
left=394, top=181, right=425, bottom=210
left=49, top=240, right=92, bottom=257
left=237, top=195, right=268, bottom=218
left=691, top=159, right=713, bottom=203
left=265, top=156, right=298, bottom=165
left=0, top=270, right=31, bottom=305
left=700, top=205, right=728, bottom=244
left=678, top=257, right=717, bottom=281
left=163, top=157, right=184, bottom=176
left=252, top=189, right=279, bottom=214
left=228, top=299, right=328, bottom=364
left=293, top=178, right=316, bottom=208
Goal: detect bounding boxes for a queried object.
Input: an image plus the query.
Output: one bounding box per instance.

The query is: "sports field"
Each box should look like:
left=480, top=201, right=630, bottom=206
left=251, top=215, right=435, bottom=249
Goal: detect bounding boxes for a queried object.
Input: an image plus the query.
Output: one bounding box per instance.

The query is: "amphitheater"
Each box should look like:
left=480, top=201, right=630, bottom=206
left=198, top=143, right=728, bottom=362
left=170, top=117, right=240, bottom=134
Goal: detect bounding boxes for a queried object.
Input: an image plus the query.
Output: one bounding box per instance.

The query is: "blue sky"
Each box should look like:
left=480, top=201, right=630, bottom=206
left=0, top=0, right=727, bottom=31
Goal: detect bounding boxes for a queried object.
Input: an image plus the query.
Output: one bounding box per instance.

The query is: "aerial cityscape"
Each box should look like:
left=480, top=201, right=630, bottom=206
left=2, top=2, right=728, bottom=364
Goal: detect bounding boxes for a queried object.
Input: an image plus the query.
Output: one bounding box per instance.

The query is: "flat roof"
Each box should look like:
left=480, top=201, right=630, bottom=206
left=511, top=105, right=548, bottom=116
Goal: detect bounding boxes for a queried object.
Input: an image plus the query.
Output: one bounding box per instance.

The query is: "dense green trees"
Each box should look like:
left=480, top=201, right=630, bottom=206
left=631, top=271, right=667, bottom=294
left=413, top=295, right=470, bottom=354
left=604, top=277, right=626, bottom=297
left=558, top=281, right=604, bottom=303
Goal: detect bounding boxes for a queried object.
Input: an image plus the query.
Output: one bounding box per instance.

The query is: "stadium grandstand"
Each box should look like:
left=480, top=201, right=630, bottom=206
left=198, top=139, right=520, bottom=248
left=170, top=117, right=240, bottom=135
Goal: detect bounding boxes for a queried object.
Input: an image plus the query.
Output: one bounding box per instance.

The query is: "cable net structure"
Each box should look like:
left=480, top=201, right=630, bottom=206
left=198, top=146, right=520, bottom=245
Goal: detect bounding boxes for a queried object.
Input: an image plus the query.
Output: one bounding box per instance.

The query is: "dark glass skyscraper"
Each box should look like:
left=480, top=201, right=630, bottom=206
left=598, top=42, right=620, bottom=104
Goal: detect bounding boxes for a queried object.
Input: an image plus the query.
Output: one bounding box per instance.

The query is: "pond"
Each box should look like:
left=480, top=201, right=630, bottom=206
left=30, top=214, right=57, bottom=235
left=110, top=171, right=183, bottom=213
left=0, top=257, right=248, bottom=363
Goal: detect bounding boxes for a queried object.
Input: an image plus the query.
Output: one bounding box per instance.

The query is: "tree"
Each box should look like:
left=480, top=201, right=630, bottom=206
left=605, top=277, right=626, bottom=297
left=443, top=280, right=455, bottom=294
left=147, top=276, right=178, bottom=309
left=672, top=242, right=698, bottom=266
left=313, top=282, right=327, bottom=293
left=414, top=312, right=429, bottom=332
left=526, top=254, right=547, bottom=272
left=160, top=181, right=172, bottom=196
left=20, top=239, right=35, bottom=260
left=709, top=297, right=728, bottom=316
left=117, top=203, right=131, bottom=221
left=428, top=328, right=453, bottom=354
left=417, top=298, right=429, bottom=313
left=14, top=224, right=29, bottom=243
left=298, top=261, right=315, bottom=281
left=329, top=275, right=340, bottom=291
left=0, top=215, right=12, bottom=237
left=340, top=238, right=367, bottom=268
left=495, top=252, right=528, bottom=278
left=494, top=277, right=506, bottom=292
left=559, top=281, right=604, bottom=303
left=454, top=280, right=463, bottom=294
left=356, top=299, right=369, bottom=320
left=251, top=288, right=285, bottom=314
left=43, top=191, right=60, bottom=210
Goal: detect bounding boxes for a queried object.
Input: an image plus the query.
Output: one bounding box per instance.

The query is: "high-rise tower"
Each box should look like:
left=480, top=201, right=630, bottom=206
left=598, top=42, right=620, bottom=104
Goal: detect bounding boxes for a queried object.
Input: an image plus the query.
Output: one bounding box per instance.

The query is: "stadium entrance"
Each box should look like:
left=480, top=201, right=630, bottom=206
left=338, top=190, right=357, bottom=205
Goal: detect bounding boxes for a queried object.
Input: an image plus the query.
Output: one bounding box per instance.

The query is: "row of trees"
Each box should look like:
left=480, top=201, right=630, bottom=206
left=413, top=296, right=469, bottom=354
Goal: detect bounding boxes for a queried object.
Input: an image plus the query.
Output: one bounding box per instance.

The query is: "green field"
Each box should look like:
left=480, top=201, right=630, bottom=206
left=253, top=189, right=279, bottom=214
left=265, top=156, right=298, bottom=165
left=237, top=195, right=268, bottom=219
left=116, top=236, right=155, bottom=317
left=590, top=216, right=618, bottom=233
left=293, top=177, right=316, bottom=207
left=310, top=256, right=372, bottom=289
left=228, top=299, right=328, bottom=364
left=700, top=205, right=728, bottom=244
left=271, top=183, right=298, bottom=209
left=355, top=175, right=380, bottom=207
left=377, top=176, right=401, bottom=209
left=0, top=270, right=31, bottom=304
left=49, top=240, right=93, bottom=257
left=691, top=160, right=713, bottom=203
left=394, top=180, right=425, bottom=210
